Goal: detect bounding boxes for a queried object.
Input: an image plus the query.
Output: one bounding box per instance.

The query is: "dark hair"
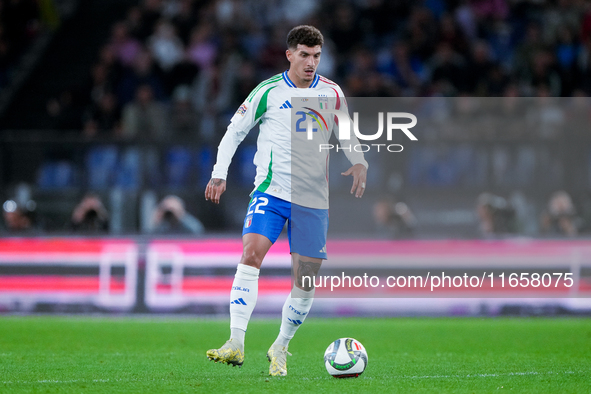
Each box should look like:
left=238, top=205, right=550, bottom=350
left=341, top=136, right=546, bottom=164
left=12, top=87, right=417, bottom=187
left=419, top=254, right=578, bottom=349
left=286, top=25, right=324, bottom=49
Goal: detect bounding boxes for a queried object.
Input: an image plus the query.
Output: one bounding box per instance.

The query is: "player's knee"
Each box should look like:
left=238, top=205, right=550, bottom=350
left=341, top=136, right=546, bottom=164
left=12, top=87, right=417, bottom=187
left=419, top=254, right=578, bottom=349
left=240, top=248, right=263, bottom=268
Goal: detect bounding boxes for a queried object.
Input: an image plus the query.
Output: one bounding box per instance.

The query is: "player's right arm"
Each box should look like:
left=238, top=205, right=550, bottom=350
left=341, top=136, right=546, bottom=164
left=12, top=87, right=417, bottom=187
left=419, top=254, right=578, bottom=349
left=205, top=79, right=276, bottom=204
left=331, top=85, right=369, bottom=198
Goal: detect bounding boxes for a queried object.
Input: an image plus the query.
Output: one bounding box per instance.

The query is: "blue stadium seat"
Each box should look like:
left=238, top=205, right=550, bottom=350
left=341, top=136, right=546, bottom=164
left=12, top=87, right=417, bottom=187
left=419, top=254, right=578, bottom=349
left=197, top=146, right=214, bottom=188
left=85, top=146, right=118, bottom=189
left=165, top=146, right=193, bottom=188
left=36, top=161, right=76, bottom=189
left=115, top=148, right=142, bottom=190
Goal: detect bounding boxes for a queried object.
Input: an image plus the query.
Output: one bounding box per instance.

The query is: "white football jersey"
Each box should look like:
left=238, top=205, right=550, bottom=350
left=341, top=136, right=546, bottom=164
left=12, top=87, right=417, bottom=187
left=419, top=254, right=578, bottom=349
left=211, top=71, right=368, bottom=209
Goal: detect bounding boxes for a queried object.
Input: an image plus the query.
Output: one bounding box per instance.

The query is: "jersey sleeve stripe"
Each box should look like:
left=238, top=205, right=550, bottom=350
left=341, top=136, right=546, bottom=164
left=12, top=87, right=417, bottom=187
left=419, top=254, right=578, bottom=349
left=331, top=87, right=341, bottom=110
left=254, top=86, right=276, bottom=121
left=256, top=150, right=273, bottom=193
left=318, top=76, right=337, bottom=86
left=246, top=74, right=283, bottom=102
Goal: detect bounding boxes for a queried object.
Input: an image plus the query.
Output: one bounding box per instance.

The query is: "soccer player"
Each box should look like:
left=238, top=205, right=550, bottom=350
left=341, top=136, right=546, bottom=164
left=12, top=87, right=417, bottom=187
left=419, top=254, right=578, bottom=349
left=205, top=25, right=368, bottom=376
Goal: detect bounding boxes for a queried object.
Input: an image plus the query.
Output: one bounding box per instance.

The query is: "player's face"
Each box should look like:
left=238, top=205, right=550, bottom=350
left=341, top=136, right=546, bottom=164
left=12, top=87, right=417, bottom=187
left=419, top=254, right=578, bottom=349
left=286, top=44, right=322, bottom=87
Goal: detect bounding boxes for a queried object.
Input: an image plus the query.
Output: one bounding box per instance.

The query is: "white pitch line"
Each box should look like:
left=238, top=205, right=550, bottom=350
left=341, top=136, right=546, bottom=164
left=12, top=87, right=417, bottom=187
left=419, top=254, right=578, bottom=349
left=1, top=371, right=580, bottom=385
left=384, top=371, right=576, bottom=380
left=2, top=378, right=133, bottom=384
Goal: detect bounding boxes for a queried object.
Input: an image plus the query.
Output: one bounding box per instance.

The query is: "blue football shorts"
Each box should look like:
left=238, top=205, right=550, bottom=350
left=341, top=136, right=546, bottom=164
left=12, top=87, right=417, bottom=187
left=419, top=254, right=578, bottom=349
left=242, top=191, right=328, bottom=259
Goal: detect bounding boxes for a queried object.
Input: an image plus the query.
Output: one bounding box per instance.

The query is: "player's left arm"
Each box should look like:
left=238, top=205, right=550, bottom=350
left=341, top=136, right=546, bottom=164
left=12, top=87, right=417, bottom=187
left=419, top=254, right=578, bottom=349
left=333, top=87, right=369, bottom=198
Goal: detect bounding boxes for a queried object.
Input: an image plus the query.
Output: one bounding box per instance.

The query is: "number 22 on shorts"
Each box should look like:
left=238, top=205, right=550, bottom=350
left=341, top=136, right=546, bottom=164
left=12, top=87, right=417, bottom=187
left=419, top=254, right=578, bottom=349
left=247, top=197, right=268, bottom=215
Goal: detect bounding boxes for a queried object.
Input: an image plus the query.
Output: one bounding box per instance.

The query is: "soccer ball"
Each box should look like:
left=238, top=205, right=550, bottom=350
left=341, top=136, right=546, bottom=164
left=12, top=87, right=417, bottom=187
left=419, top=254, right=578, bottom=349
left=324, top=338, right=368, bottom=378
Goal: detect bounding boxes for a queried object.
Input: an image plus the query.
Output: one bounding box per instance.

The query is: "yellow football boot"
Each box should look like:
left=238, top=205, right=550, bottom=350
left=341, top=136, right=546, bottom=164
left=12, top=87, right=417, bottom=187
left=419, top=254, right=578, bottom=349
left=267, top=344, right=291, bottom=376
left=206, top=339, right=244, bottom=367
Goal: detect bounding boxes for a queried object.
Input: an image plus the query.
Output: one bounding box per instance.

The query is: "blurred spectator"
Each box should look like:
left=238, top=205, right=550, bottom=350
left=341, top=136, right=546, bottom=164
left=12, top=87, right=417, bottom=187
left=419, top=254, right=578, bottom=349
left=186, top=24, right=217, bottom=71
left=464, top=41, right=496, bottom=95
left=359, top=0, right=407, bottom=40
left=513, top=22, right=545, bottom=82
left=348, top=47, right=378, bottom=76
left=328, top=3, right=361, bottom=55
left=126, top=6, right=150, bottom=41
left=96, top=44, right=124, bottom=89
left=7, top=0, right=591, bottom=240
left=476, top=192, right=517, bottom=237
left=86, top=63, right=117, bottom=108
left=82, top=92, right=122, bottom=138
left=109, top=21, right=142, bottom=67
left=540, top=190, right=582, bottom=236
left=71, top=193, right=109, bottom=233
left=171, top=0, right=197, bottom=45
left=555, top=25, right=581, bottom=96
left=470, top=0, right=509, bottom=21
left=2, top=199, right=39, bottom=233
left=121, top=84, right=167, bottom=139
left=527, top=51, right=561, bottom=96
left=541, top=0, right=582, bottom=45
left=190, top=62, right=221, bottom=143
left=258, top=26, right=287, bottom=75
left=139, top=0, right=163, bottom=39
left=484, top=64, right=510, bottom=96
left=148, top=19, right=184, bottom=72
left=150, top=195, right=204, bottom=234
left=213, top=31, right=249, bottom=114
left=117, top=48, right=165, bottom=105
left=46, top=90, right=84, bottom=130
left=406, top=7, right=438, bottom=61
left=162, top=0, right=182, bottom=19
left=377, top=40, right=426, bottom=95
left=429, top=42, right=466, bottom=95
left=372, top=196, right=416, bottom=238
left=438, top=13, right=470, bottom=57
left=485, top=19, right=516, bottom=70
left=169, top=84, right=198, bottom=139
left=455, top=0, right=477, bottom=42
left=26, top=0, right=591, bottom=137
left=579, top=37, right=591, bottom=94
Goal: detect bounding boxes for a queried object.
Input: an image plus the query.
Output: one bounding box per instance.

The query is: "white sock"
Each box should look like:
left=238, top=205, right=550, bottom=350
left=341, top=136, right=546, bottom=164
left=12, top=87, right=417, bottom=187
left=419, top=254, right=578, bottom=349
left=230, top=327, right=245, bottom=343
left=229, top=264, right=259, bottom=342
left=273, top=287, right=315, bottom=348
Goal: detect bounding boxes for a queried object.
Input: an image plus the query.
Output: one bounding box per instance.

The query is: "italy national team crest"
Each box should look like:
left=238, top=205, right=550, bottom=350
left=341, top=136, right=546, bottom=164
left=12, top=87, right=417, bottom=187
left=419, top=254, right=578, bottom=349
left=318, top=96, right=329, bottom=109
left=237, top=103, right=248, bottom=116
left=245, top=215, right=252, bottom=228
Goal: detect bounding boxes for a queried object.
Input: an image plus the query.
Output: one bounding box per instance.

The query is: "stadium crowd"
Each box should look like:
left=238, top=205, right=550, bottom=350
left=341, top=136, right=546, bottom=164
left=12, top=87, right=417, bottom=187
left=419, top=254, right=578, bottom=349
left=44, top=0, right=591, bottom=139
left=2, top=0, right=591, bottom=237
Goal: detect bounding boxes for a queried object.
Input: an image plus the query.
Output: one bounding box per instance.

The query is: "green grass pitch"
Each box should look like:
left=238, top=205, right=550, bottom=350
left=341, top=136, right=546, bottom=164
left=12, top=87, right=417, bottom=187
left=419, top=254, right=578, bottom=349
left=1, top=316, right=590, bottom=393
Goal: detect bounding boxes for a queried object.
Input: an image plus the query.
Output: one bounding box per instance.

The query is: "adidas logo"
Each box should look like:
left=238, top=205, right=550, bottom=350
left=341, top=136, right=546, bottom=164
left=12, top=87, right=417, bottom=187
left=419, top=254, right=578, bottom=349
left=279, top=100, right=292, bottom=109
left=319, top=245, right=327, bottom=253
left=288, top=318, right=303, bottom=325
left=231, top=298, right=247, bottom=305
